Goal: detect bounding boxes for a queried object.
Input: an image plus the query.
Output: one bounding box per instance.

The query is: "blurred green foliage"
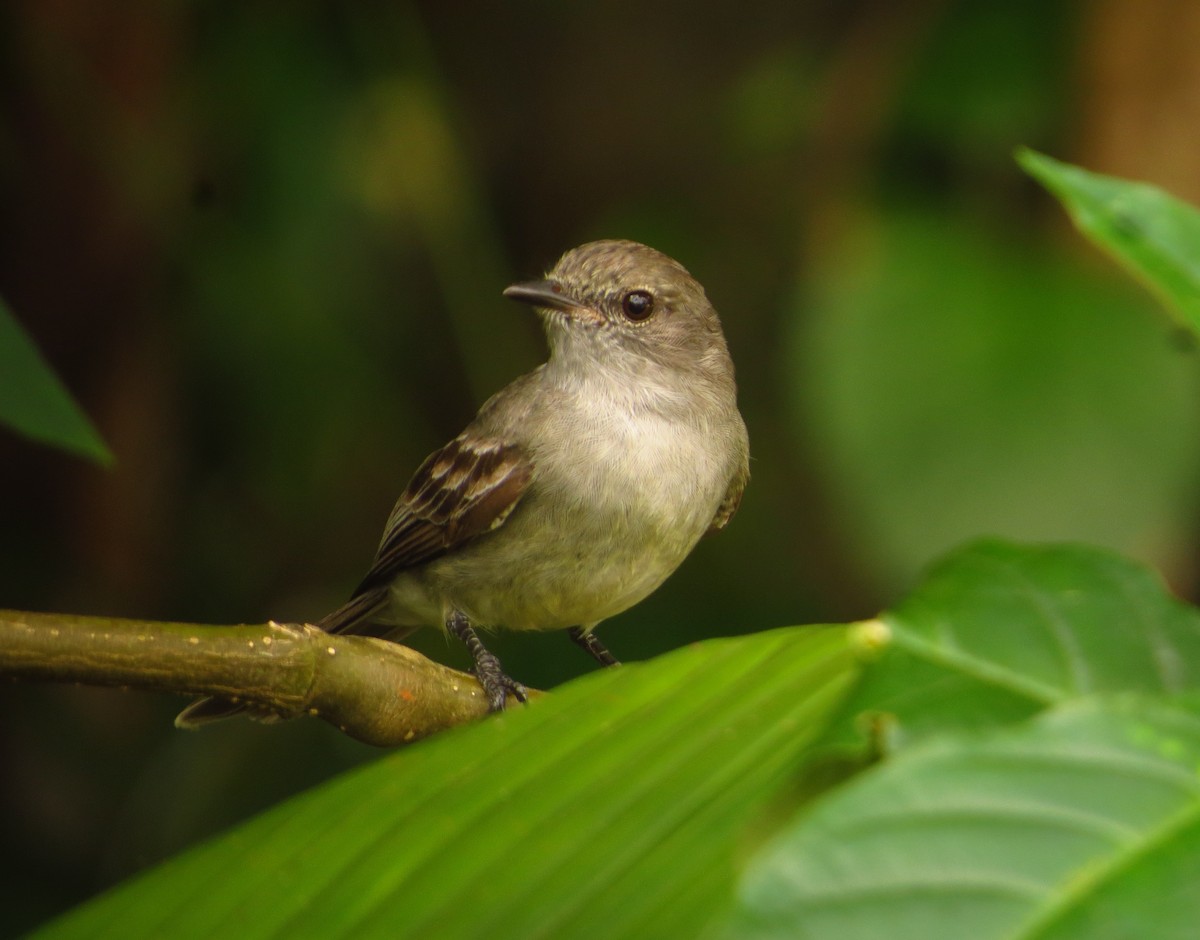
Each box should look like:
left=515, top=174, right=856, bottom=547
left=797, top=206, right=1200, bottom=594
left=3, top=0, right=1199, bottom=934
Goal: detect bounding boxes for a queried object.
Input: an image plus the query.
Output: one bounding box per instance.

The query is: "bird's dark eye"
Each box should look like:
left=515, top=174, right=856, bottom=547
left=621, top=289, right=655, bottom=321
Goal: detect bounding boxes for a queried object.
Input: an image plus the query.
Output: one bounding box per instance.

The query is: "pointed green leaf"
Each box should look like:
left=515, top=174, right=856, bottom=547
left=727, top=697, right=1200, bottom=940
left=889, top=539, right=1200, bottom=698
left=827, top=540, right=1200, bottom=746
left=37, top=624, right=870, bottom=939
left=0, top=295, right=113, bottom=465
left=1017, top=148, right=1200, bottom=336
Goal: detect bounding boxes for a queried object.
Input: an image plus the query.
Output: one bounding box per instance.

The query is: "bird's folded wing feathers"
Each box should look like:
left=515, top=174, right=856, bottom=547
left=347, top=434, right=533, bottom=601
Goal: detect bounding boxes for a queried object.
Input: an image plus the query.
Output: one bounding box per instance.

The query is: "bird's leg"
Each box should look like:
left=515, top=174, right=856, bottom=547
left=568, top=626, right=621, bottom=668
left=446, top=610, right=528, bottom=712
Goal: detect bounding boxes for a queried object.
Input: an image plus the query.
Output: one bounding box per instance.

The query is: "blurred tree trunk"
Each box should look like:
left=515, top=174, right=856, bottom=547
left=1072, top=0, right=1200, bottom=598
left=1075, top=0, right=1200, bottom=204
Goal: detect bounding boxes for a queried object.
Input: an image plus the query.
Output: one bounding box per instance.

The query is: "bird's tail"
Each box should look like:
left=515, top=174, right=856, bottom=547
left=316, top=587, right=390, bottom=634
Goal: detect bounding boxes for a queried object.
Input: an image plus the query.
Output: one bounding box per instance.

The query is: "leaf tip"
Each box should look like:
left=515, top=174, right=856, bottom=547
left=1014, top=146, right=1057, bottom=183
left=85, top=438, right=117, bottom=469
left=97, top=446, right=116, bottom=469
left=851, top=618, right=891, bottom=655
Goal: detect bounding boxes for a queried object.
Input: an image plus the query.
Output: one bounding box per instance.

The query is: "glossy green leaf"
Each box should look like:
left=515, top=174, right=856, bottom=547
left=36, top=542, right=1200, bottom=939
left=0, top=296, right=113, bottom=465
left=888, top=539, right=1200, bottom=698
left=37, top=624, right=868, bottom=940
left=829, top=540, right=1200, bottom=746
left=726, top=697, right=1200, bottom=940
left=1018, top=148, right=1200, bottom=336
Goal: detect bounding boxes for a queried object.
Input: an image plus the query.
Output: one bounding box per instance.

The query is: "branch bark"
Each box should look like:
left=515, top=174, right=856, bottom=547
left=0, top=609, right=530, bottom=746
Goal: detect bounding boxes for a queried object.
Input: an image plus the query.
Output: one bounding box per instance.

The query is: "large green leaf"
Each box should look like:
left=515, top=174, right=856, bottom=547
left=0, top=295, right=113, bottom=465
left=37, top=624, right=868, bottom=940
left=36, top=541, right=1200, bottom=938
left=1018, top=148, right=1200, bottom=337
left=725, top=696, right=1200, bottom=939
left=828, top=540, right=1200, bottom=746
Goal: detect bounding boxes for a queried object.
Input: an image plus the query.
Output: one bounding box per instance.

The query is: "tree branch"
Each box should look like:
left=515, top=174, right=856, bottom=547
left=0, top=609, right=530, bottom=746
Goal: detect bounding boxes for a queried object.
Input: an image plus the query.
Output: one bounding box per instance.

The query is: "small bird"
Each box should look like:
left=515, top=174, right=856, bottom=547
left=179, top=239, right=748, bottom=723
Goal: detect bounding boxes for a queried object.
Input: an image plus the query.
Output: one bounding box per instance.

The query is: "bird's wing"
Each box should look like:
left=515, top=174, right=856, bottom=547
left=707, top=451, right=749, bottom=535
left=361, top=434, right=533, bottom=593
left=320, top=434, right=532, bottom=634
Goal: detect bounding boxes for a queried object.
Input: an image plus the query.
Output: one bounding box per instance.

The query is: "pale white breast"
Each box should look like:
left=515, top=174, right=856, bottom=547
left=540, top=372, right=731, bottom=534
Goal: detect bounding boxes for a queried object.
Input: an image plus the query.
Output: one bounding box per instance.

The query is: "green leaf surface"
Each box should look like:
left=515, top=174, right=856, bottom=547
left=888, top=540, right=1200, bottom=699
left=0, top=295, right=113, bottom=465
left=1018, top=148, right=1200, bottom=336
left=37, top=624, right=868, bottom=940
left=828, top=540, right=1200, bottom=745
left=726, top=697, right=1200, bottom=940
left=38, top=542, right=1200, bottom=938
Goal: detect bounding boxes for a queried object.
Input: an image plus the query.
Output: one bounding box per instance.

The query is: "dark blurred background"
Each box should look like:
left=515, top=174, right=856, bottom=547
left=4, top=0, right=1200, bottom=932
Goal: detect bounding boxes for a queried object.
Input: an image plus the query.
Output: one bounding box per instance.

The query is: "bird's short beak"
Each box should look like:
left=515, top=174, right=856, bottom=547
left=502, top=279, right=583, bottom=313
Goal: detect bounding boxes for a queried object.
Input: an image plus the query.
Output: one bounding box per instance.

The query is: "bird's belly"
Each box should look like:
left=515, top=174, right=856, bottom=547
left=424, top=497, right=702, bottom=630
left=430, top=438, right=725, bottom=630
left=392, top=410, right=733, bottom=632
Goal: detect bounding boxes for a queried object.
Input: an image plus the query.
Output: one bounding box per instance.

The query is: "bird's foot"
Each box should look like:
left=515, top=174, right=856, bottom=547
left=473, top=651, right=529, bottom=712
left=447, top=610, right=528, bottom=712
